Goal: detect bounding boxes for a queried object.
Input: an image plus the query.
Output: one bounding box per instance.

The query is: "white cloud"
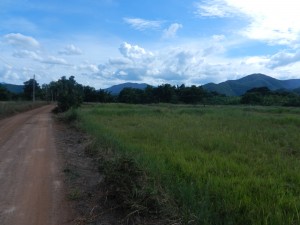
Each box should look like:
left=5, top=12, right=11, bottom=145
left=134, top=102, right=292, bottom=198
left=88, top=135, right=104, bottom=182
left=59, top=44, right=83, bottom=55
left=163, top=23, right=183, bottom=39
left=202, top=35, right=226, bottom=56
left=0, top=65, right=22, bottom=84
left=4, top=33, right=40, bottom=48
left=108, top=58, right=132, bottom=66
left=195, top=0, right=300, bottom=45
left=12, top=50, right=41, bottom=60
left=77, top=64, right=99, bottom=73
left=40, top=56, right=69, bottom=65
left=266, top=50, right=300, bottom=69
left=194, top=0, right=237, bottom=18
left=119, top=42, right=153, bottom=60
left=11, top=49, right=69, bottom=65
left=97, top=42, right=211, bottom=84
left=123, top=17, right=163, bottom=31
left=94, top=41, right=300, bottom=86
left=212, top=35, right=225, bottom=42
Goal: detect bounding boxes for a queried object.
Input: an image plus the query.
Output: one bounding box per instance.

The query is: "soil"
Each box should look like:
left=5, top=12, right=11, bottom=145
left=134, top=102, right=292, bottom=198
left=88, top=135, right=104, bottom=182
left=54, top=121, right=181, bottom=225
left=54, top=123, right=121, bottom=225
left=0, top=105, right=73, bottom=225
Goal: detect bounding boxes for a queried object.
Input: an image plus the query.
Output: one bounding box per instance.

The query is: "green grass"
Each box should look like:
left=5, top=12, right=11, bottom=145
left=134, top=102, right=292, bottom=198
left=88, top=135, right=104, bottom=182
left=0, top=101, right=47, bottom=118
left=77, top=103, right=300, bottom=225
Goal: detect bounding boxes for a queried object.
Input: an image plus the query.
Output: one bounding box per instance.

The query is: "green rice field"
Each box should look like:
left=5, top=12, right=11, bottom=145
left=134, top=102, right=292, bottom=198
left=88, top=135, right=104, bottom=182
left=77, top=104, right=300, bottom=225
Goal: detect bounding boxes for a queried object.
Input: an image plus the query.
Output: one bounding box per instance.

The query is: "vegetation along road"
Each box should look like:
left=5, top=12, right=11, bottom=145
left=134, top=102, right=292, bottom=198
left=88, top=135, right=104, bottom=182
left=0, top=105, right=72, bottom=225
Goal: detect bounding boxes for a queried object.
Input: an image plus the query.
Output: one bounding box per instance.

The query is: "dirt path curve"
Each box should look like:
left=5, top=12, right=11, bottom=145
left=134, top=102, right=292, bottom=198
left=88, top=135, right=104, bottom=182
left=0, top=105, right=73, bottom=225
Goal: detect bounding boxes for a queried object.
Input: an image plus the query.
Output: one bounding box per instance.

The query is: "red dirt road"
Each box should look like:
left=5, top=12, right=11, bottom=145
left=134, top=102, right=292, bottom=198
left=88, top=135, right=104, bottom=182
left=0, top=105, right=72, bottom=225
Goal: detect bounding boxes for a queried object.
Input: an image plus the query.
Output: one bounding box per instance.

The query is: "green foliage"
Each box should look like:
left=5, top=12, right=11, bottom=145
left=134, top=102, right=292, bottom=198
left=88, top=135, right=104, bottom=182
left=0, top=85, right=11, bottom=100
left=117, top=84, right=210, bottom=104
left=67, top=188, right=82, bottom=200
left=177, top=85, right=206, bottom=104
left=154, top=84, right=178, bottom=103
left=55, top=76, right=83, bottom=112
left=23, top=78, right=41, bottom=100
left=77, top=104, right=300, bottom=225
left=57, top=108, right=80, bottom=123
left=241, top=87, right=300, bottom=106
left=83, top=86, right=98, bottom=102
left=118, top=87, right=145, bottom=103
left=98, top=89, right=115, bottom=102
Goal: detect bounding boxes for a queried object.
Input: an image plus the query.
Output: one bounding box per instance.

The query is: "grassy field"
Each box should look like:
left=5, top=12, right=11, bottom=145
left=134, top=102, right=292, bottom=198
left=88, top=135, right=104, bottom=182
left=0, top=101, right=48, bottom=118
left=76, top=103, right=300, bottom=225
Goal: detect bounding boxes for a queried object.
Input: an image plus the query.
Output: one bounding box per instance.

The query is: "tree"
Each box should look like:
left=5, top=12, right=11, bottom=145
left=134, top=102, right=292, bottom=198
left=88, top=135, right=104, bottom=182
left=56, top=76, right=83, bottom=112
left=98, top=89, right=115, bottom=103
left=154, top=84, right=177, bottom=103
left=83, top=86, right=98, bottom=102
left=118, top=88, right=144, bottom=104
left=178, top=85, right=205, bottom=104
left=143, top=85, right=155, bottom=103
left=23, top=78, right=41, bottom=100
left=0, top=85, right=10, bottom=101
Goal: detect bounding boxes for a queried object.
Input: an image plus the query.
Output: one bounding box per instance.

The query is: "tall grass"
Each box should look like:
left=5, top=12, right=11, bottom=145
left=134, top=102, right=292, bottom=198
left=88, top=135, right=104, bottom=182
left=77, top=104, right=300, bottom=225
left=0, top=101, right=47, bottom=118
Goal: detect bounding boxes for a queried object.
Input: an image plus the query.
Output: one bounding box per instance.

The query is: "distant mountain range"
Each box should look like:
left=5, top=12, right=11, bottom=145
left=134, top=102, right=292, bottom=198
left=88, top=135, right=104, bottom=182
left=105, top=82, right=149, bottom=95
left=2, top=74, right=300, bottom=96
left=105, top=74, right=300, bottom=96
left=202, top=73, right=300, bottom=96
left=0, top=83, right=23, bottom=93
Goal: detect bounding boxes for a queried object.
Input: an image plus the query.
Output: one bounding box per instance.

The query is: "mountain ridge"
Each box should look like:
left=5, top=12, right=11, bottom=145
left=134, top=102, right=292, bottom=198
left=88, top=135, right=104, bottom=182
left=105, top=82, right=149, bottom=95
left=202, top=73, right=300, bottom=96
left=0, top=83, right=24, bottom=94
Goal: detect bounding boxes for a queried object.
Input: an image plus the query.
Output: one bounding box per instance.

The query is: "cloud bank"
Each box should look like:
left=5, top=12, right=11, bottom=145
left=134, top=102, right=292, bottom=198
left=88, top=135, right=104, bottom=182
left=195, top=0, right=300, bottom=45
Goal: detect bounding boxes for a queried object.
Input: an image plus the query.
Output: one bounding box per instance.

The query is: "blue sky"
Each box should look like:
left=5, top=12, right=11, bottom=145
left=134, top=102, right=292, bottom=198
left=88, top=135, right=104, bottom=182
left=1, top=0, right=300, bottom=88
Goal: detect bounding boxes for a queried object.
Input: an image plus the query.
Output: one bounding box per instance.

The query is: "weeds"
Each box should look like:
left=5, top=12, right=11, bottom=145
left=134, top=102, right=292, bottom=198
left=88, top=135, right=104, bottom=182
left=96, top=148, right=180, bottom=224
left=68, top=188, right=82, bottom=200
left=76, top=104, right=300, bottom=225
left=56, top=107, right=80, bottom=123
left=0, top=101, right=47, bottom=118
left=63, top=166, right=80, bottom=181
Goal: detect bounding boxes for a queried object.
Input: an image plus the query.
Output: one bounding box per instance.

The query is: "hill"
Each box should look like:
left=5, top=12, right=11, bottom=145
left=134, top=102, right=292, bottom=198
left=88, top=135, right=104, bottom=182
left=202, top=74, right=300, bottom=96
left=293, top=87, right=300, bottom=95
left=0, top=83, right=24, bottom=94
left=105, top=82, right=149, bottom=95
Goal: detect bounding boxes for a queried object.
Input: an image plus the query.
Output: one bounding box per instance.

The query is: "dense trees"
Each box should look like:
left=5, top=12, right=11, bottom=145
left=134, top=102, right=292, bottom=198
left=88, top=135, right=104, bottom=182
left=118, top=88, right=144, bottom=104
left=23, top=79, right=41, bottom=100
left=0, top=85, right=11, bottom=101
left=116, top=84, right=208, bottom=104
left=241, top=87, right=300, bottom=106
left=177, top=85, right=206, bottom=104
left=3, top=76, right=300, bottom=109
left=116, top=85, right=300, bottom=106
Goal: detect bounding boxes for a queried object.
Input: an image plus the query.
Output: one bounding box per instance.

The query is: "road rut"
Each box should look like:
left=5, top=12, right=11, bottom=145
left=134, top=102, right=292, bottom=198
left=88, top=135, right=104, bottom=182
left=0, top=105, right=72, bottom=225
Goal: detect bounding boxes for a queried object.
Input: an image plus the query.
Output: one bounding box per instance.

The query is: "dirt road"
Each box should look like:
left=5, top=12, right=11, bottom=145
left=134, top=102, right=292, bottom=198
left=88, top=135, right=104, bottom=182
left=0, top=105, right=72, bottom=225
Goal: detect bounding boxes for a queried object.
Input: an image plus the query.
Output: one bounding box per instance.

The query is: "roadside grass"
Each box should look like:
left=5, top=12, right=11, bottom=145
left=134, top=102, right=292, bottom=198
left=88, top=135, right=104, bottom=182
left=76, top=103, right=300, bottom=225
left=67, top=188, right=82, bottom=201
left=0, top=101, right=47, bottom=118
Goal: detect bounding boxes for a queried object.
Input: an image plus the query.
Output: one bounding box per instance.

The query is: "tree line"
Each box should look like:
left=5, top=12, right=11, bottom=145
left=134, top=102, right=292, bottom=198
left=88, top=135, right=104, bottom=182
left=241, top=87, right=300, bottom=106
left=1, top=76, right=300, bottom=112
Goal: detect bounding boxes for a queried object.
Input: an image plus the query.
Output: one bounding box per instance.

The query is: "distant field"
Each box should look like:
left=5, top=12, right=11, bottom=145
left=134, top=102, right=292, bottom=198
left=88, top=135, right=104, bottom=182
left=0, top=101, right=47, bottom=118
left=77, top=104, right=300, bottom=225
